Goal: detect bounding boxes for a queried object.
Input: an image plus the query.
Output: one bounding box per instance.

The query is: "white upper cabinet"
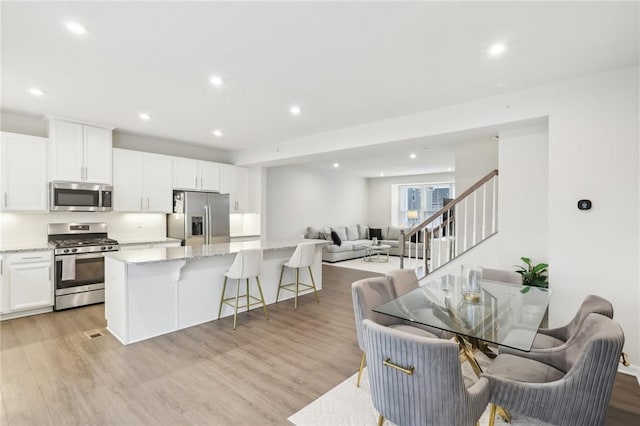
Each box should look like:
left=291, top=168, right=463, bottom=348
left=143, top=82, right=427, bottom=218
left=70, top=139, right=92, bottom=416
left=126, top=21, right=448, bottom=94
left=220, top=164, right=253, bottom=213
left=172, top=158, right=220, bottom=192
left=0, top=132, right=49, bottom=212
left=113, top=149, right=172, bottom=213
left=48, top=119, right=113, bottom=184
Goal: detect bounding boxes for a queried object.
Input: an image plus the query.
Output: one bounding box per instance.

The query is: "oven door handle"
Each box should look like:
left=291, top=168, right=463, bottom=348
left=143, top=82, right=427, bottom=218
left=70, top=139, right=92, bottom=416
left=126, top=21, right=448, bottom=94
left=55, top=252, right=105, bottom=261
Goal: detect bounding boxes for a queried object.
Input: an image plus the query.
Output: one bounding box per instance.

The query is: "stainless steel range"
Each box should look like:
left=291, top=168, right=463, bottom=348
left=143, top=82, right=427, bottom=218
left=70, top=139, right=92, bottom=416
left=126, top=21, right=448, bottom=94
left=48, top=222, right=119, bottom=310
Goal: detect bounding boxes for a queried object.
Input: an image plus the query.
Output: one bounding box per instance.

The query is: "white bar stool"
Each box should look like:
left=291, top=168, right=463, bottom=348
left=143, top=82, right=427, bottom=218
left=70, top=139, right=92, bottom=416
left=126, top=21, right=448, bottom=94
left=218, top=248, right=269, bottom=329
left=276, top=242, right=319, bottom=309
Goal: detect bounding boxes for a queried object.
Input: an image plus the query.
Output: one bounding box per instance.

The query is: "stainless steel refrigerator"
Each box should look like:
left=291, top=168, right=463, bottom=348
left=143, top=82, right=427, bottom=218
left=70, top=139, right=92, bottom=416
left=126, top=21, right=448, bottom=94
left=167, top=191, right=230, bottom=246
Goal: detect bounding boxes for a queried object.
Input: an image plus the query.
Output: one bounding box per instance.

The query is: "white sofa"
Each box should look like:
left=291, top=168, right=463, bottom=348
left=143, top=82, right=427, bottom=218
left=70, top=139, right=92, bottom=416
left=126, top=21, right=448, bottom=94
left=305, top=225, right=425, bottom=262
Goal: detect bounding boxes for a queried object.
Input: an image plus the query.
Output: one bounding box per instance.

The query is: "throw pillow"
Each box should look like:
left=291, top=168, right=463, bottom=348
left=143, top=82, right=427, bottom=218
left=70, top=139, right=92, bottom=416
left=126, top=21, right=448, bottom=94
left=358, top=224, right=369, bottom=239
left=330, top=230, right=342, bottom=246
left=346, top=225, right=359, bottom=241
left=387, top=226, right=402, bottom=241
left=321, top=231, right=332, bottom=241
left=331, top=226, right=348, bottom=243
left=369, top=228, right=383, bottom=240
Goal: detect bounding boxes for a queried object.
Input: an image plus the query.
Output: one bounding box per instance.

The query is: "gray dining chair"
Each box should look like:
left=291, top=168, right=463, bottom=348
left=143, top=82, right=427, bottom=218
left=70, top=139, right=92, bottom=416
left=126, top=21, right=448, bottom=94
left=481, top=267, right=521, bottom=284
left=385, top=269, right=453, bottom=338
left=483, top=313, right=624, bottom=426
left=352, top=277, right=437, bottom=387
left=501, top=294, right=613, bottom=355
left=363, top=319, right=490, bottom=426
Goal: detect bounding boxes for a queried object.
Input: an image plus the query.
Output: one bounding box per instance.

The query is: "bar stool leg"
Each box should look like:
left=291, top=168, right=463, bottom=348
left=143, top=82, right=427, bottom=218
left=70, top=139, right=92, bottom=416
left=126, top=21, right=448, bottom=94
left=218, top=276, right=228, bottom=319
left=294, top=268, right=300, bottom=310
left=233, top=279, right=241, bottom=330
left=256, top=276, right=269, bottom=320
left=308, top=266, right=319, bottom=303
left=276, top=265, right=285, bottom=303
left=246, top=278, right=250, bottom=312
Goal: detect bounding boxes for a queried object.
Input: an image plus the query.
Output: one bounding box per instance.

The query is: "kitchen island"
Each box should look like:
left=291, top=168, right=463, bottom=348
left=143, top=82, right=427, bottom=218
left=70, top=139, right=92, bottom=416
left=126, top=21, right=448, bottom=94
left=104, top=239, right=327, bottom=345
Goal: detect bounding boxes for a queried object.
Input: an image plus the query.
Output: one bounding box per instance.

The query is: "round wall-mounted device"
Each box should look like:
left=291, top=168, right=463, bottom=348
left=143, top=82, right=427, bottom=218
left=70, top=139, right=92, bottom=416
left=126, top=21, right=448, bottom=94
left=577, top=199, right=592, bottom=210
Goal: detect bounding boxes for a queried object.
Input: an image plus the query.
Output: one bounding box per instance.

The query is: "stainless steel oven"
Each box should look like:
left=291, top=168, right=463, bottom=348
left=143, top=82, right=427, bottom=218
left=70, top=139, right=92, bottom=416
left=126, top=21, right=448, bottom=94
left=48, top=223, right=119, bottom=310
left=50, top=182, right=113, bottom=212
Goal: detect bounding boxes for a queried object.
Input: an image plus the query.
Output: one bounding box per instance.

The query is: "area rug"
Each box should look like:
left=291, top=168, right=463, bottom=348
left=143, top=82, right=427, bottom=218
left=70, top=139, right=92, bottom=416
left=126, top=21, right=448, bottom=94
left=324, top=256, right=404, bottom=275
left=288, top=355, right=551, bottom=426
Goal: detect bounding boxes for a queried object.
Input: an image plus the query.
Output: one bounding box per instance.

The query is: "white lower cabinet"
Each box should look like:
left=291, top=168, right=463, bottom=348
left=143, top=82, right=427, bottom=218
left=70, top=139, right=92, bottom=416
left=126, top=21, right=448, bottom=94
left=0, top=251, right=53, bottom=316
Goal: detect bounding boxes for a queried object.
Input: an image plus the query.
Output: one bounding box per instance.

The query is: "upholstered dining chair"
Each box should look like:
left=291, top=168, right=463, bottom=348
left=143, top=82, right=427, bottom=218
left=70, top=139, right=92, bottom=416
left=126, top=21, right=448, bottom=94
left=352, top=277, right=437, bottom=387
left=385, top=269, right=453, bottom=339
left=363, top=319, right=490, bottom=426
left=501, top=294, right=614, bottom=354
left=276, top=242, right=319, bottom=309
left=481, top=267, right=522, bottom=284
left=483, top=313, right=624, bottom=426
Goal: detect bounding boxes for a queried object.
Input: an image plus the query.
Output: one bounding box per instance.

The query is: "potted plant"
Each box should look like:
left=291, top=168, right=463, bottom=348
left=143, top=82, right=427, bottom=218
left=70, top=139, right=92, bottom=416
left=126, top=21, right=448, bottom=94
left=516, top=257, right=548, bottom=292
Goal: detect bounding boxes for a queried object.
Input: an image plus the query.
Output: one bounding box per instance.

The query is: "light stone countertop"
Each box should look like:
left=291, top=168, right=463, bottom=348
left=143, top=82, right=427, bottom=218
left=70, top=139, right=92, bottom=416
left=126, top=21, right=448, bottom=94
left=104, top=239, right=328, bottom=265
left=114, top=237, right=182, bottom=246
left=0, top=244, right=52, bottom=254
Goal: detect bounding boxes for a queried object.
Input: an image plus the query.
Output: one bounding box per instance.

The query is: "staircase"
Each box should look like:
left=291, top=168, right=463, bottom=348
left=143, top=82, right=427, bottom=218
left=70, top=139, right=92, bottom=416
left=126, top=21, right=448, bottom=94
left=400, top=169, right=499, bottom=279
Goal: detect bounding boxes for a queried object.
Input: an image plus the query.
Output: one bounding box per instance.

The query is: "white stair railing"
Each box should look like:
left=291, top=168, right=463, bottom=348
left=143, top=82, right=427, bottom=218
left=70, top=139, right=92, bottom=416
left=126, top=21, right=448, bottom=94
left=400, top=170, right=499, bottom=279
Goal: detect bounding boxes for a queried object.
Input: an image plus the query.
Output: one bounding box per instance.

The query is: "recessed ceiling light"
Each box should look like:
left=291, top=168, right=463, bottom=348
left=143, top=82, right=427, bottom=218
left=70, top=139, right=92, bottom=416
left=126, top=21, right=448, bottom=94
left=290, top=105, right=301, bottom=116
left=139, top=113, right=150, bottom=121
left=488, top=43, right=506, bottom=56
left=380, top=172, right=385, bottom=177
left=209, top=75, right=224, bottom=87
left=66, top=21, right=88, bottom=35
left=410, top=153, right=417, bottom=159
left=333, top=163, right=340, bottom=168
left=447, top=167, right=453, bottom=172
left=212, top=129, right=223, bottom=137
left=28, top=87, right=45, bottom=96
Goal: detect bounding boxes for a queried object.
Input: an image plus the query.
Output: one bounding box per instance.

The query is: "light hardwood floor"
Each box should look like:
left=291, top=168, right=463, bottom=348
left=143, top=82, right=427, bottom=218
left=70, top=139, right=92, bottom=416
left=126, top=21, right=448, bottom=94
left=1, top=265, right=638, bottom=425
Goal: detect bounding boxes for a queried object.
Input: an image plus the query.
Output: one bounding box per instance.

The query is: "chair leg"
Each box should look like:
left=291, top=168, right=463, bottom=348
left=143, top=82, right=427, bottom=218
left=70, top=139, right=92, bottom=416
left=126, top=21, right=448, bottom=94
left=377, top=414, right=384, bottom=426
left=233, top=279, right=241, bottom=330
left=308, top=266, right=319, bottom=303
left=276, top=265, right=285, bottom=303
left=488, top=404, right=497, bottom=426
left=246, top=278, right=250, bottom=312
left=218, top=276, right=228, bottom=319
left=356, top=352, right=366, bottom=387
left=294, top=268, right=300, bottom=310
left=255, top=276, right=269, bottom=320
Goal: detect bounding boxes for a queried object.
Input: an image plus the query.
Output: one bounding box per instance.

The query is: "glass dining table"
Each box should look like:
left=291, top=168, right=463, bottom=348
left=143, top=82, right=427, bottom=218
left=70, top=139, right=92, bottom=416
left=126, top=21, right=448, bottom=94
left=373, top=274, right=551, bottom=376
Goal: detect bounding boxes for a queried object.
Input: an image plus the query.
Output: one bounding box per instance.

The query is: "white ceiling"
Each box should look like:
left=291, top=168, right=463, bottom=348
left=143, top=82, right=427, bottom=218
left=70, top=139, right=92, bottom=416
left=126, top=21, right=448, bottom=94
left=2, top=1, right=638, bottom=175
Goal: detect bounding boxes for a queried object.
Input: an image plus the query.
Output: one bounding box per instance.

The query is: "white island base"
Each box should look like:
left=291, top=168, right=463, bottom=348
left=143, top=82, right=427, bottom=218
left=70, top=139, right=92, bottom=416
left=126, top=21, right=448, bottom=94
left=104, top=240, right=325, bottom=345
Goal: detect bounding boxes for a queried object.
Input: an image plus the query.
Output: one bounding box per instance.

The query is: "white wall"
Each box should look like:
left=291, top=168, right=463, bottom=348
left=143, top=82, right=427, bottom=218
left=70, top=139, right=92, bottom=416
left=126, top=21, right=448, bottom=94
left=366, top=172, right=454, bottom=226
left=249, top=66, right=639, bottom=364
left=454, top=138, right=498, bottom=191
left=0, top=212, right=167, bottom=247
left=266, top=165, right=368, bottom=240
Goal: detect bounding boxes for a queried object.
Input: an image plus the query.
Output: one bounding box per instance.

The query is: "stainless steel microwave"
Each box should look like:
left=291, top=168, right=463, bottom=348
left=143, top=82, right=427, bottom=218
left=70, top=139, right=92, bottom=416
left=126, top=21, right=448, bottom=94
left=50, top=182, right=113, bottom=212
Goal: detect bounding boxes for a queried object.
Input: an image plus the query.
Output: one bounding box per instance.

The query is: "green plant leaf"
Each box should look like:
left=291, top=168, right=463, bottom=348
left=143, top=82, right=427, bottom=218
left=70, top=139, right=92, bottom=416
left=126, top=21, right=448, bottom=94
left=532, top=264, right=549, bottom=273
left=520, top=287, right=531, bottom=294
left=521, top=257, right=531, bottom=266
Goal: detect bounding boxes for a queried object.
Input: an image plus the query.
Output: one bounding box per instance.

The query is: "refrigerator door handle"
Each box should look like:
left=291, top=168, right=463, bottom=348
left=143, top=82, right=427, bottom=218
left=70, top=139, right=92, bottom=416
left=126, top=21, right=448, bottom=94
left=204, top=205, right=209, bottom=245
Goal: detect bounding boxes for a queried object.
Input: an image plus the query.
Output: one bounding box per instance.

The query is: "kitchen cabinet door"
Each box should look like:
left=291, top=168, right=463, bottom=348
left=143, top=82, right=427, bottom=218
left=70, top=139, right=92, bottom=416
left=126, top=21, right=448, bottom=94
left=199, top=161, right=220, bottom=192
left=2, top=251, right=53, bottom=313
left=49, top=120, right=84, bottom=182
left=173, top=157, right=198, bottom=190
left=113, top=149, right=144, bottom=211
left=0, top=132, right=48, bottom=211
left=219, top=163, right=235, bottom=196
left=234, top=167, right=250, bottom=212
left=83, top=126, right=113, bottom=184
left=146, top=153, right=172, bottom=212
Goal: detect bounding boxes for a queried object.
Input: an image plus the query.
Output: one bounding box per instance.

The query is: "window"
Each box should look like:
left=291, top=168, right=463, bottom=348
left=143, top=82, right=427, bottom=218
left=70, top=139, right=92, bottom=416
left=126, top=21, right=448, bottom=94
left=398, top=183, right=455, bottom=227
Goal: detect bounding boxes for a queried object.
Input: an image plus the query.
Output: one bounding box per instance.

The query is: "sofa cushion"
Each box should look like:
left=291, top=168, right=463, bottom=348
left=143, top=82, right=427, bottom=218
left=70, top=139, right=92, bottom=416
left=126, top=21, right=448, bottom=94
left=351, top=240, right=371, bottom=250
left=369, top=228, right=383, bottom=240
left=326, top=243, right=354, bottom=253
left=330, top=231, right=342, bottom=246
left=358, top=224, right=369, bottom=239
left=346, top=225, right=359, bottom=241
left=382, top=239, right=400, bottom=248
left=387, top=226, right=404, bottom=241
left=331, top=226, right=348, bottom=242
left=305, top=226, right=324, bottom=239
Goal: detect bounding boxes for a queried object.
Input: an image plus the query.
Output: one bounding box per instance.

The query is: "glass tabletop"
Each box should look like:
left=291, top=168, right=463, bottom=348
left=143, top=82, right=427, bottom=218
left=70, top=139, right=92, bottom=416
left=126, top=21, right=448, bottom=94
left=372, top=274, right=551, bottom=352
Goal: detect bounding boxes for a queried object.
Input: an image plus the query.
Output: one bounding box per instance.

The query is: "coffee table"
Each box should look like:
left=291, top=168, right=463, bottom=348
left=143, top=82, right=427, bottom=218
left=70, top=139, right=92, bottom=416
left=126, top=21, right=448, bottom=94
left=364, top=244, right=391, bottom=262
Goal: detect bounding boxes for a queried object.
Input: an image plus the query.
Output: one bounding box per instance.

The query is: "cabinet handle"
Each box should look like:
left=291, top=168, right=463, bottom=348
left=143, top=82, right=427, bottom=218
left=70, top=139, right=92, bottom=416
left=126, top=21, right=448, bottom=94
left=80, top=166, right=84, bottom=180
left=20, top=256, right=43, bottom=260
left=195, top=176, right=198, bottom=188
left=3, top=192, right=6, bottom=207
left=140, top=198, right=143, bottom=210
left=147, top=198, right=150, bottom=209
left=85, top=166, right=88, bottom=180
left=201, top=178, right=203, bottom=188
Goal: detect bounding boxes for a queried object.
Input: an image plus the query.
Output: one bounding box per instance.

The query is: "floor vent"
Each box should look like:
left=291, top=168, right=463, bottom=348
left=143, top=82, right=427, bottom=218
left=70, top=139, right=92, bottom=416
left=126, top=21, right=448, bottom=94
left=85, top=329, right=104, bottom=340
